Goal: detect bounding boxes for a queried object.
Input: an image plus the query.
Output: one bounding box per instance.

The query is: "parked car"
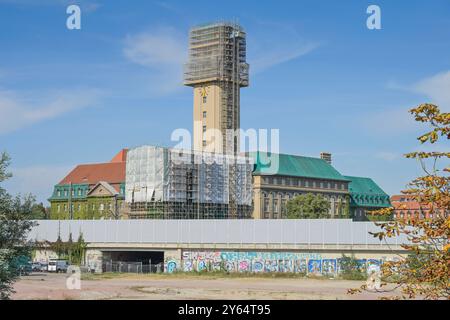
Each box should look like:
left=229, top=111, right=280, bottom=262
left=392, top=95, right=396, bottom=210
left=47, top=260, right=69, bottom=273
left=39, top=263, right=48, bottom=272
left=31, top=262, right=42, bottom=272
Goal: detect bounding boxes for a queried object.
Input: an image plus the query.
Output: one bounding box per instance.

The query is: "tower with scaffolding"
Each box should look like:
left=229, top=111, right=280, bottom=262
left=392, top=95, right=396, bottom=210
left=184, top=21, right=249, bottom=155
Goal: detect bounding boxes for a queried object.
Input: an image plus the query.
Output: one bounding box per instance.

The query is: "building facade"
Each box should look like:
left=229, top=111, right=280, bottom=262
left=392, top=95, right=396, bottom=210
left=391, top=194, right=448, bottom=220
left=184, top=22, right=249, bottom=155
left=47, top=22, right=392, bottom=222
left=345, top=176, right=391, bottom=221
left=48, top=150, right=128, bottom=219
left=250, top=152, right=351, bottom=219
left=125, top=145, right=253, bottom=219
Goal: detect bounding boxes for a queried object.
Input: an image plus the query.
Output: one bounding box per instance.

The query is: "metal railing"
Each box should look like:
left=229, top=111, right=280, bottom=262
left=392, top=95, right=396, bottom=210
left=102, top=261, right=164, bottom=274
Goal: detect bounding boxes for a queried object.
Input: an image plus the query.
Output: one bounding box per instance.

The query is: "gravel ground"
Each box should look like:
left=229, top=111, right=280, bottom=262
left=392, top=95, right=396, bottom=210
left=12, top=272, right=403, bottom=300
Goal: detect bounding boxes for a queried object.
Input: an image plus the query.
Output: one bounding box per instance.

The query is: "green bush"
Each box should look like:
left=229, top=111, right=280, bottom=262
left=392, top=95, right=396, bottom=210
left=338, top=254, right=367, bottom=280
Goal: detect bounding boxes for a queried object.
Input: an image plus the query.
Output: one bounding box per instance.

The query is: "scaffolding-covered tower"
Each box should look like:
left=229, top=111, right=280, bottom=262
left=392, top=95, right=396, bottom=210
left=125, top=146, right=253, bottom=219
left=184, top=22, right=249, bottom=155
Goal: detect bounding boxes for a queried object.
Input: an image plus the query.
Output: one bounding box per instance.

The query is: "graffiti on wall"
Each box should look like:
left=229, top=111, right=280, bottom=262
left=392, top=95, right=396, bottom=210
left=165, top=251, right=385, bottom=275
left=179, top=251, right=322, bottom=273
left=322, top=259, right=337, bottom=274
left=180, top=251, right=323, bottom=273
left=166, top=260, right=178, bottom=273
left=308, top=259, right=322, bottom=274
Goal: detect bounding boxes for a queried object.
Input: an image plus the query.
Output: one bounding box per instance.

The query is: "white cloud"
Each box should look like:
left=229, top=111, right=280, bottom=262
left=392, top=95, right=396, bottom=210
left=3, top=164, right=74, bottom=205
left=361, top=106, right=421, bottom=136
left=123, top=28, right=186, bottom=67
left=413, top=70, right=450, bottom=111
left=123, top=27, right=187, bottom=94
left=122, top=24, right=319, bottom=94
left=0, top=89, right=101, bottom=135
left=251, top=42, right=320, bottom=75
left=387, top=70, right=450, bottom=111
left=248, top=20, right=320, bottom=75
left=365, top=70, right=450, bottom=137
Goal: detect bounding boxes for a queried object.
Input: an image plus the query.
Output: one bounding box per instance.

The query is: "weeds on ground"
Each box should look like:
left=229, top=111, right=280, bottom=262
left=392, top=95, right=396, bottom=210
left=81, top=270, right=350, bottom=281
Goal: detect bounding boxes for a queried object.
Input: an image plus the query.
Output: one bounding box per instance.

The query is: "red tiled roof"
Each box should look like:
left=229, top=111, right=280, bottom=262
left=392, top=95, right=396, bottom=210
left=59, top=162, right=125, bottom=185
left=392, top=201, right=430, bottom=211
left=59, top=150, right=127, bottom=185
left=391, top=195, right=414, bottom=202
left=391, top=195, right=433, bottom=211
left=391, top=195, right=448, bottom=220
left=111, top=149, right=128, bottom=163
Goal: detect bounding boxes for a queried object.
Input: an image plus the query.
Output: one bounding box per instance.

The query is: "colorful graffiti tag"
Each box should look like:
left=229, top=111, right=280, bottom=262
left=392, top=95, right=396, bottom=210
left=180, top=251, right=321, bottom=273
left=166, top=260, right=178, bottom=273
left=162, top=251, right=385, bottom=275
left=308, top=259, right=322, bottom=274
left=322, top=259, right=337, bottom=274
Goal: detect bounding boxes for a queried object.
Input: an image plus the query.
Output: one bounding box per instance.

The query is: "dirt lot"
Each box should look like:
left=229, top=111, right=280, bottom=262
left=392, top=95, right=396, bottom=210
left=12, top=272, right=402, bottom=300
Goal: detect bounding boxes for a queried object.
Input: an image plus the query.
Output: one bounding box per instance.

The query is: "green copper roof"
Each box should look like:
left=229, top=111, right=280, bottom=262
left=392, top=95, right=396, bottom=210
left=344, top=176, right=391, bottom=208
left=249, top=152, right=349, bottom=181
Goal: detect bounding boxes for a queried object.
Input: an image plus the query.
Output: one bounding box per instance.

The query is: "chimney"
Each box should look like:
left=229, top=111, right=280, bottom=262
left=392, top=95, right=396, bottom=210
left=320, top=152, right=332, bottom=164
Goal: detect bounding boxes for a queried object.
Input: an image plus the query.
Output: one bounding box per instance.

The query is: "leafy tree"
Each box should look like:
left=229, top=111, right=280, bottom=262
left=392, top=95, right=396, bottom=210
left=0, top=152, right=36, bottom=299
left=349, top=104, right=449, bottom=300
left=286, top=193, right=331, bottom=219
left=339, top=254, right=366, bottom=280
left=66, top=233, right=73, bottom=264
left=51, top=230, right=65, bottom=259
left=71, top=232, right=87, bottom=265
left=366, top=210, right=393, bottom=222
left=43, top=231, right=87, bottom=265
left=30, top=203, right=48, bottom=220
left=339, top=197, right=351, bottom=218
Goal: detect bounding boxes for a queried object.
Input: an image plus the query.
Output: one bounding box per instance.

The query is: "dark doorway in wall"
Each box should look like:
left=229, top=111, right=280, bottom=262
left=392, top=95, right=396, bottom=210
left=102, top=250, right=164, bottom=265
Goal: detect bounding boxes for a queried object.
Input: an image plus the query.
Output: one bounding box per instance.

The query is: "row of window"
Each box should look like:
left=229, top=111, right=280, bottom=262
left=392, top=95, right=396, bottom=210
left=55, top=186, right=125, bottom=198
left=56, top=188, right=86, bottom=197
left=353, top=195, right=388, bottom=205
left=395, top=211, right=448, bottom=219
left=261, top=192, right=347, bottom=218
left=262, top=191, right=346, bottom=202
left=56, top=203, right=113, bottom=213
left=202, top=93, right=207, bottom=145
left=262, top=176, right=347, bottom=191
left=262, top=198, right=287, bottom=218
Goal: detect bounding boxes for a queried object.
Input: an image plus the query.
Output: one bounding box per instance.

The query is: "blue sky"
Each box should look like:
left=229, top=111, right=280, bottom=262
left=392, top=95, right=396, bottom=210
left=0, top=0, right=449, bottom=204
